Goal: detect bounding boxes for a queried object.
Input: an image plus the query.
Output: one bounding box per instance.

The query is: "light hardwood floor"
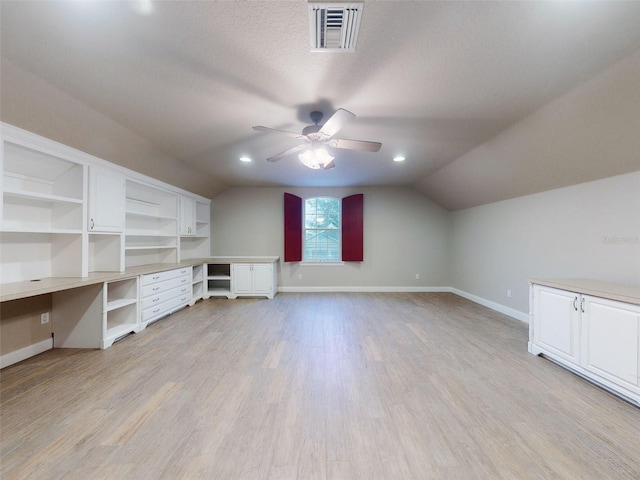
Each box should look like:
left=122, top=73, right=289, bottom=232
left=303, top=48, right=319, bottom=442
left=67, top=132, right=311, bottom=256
left=1, top=292, right=639, bottom=479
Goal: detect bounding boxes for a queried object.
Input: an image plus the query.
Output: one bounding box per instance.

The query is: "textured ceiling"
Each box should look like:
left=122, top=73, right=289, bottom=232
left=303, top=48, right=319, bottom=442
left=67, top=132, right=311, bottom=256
left=2, top=1, right=640, bottom=209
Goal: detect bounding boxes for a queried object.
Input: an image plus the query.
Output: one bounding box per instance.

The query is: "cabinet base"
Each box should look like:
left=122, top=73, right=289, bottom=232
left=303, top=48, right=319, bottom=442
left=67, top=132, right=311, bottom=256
left=532, top=350, right=640, bottom=409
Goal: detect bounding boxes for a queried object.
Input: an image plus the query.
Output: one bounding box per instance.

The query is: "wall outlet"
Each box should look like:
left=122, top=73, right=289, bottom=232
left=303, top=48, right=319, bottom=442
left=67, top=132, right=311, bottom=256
left=506, top=289, right=512, bottom=298
left=40, top=312, right=50, bottom=324
left=415, top=273, right=420, bottom=280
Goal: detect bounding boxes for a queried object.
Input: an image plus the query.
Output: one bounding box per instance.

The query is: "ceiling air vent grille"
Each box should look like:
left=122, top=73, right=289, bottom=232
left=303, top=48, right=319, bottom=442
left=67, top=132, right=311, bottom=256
left=309, top=3, right=363, bottom=52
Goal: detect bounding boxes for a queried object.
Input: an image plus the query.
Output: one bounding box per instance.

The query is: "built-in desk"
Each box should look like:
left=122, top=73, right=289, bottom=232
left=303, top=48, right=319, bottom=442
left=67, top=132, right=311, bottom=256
left=1, top=256, right=280, bottom=368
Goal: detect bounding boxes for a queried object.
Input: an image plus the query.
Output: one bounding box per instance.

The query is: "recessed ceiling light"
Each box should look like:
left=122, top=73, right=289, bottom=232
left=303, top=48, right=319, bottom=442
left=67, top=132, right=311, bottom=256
left=239, top=156, right=252, bottom=163
left=393, top=156, right=405, bottom=162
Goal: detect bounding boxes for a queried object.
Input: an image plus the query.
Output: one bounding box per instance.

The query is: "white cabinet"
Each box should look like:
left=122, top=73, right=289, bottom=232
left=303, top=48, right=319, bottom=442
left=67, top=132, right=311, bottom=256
left=88, top=166, right=125, bottom=233
left=180, top=200, right=210, bottom=260
left=531, top=285, right=581, bottom=365
left=179, top=195, right=196, bottom=236
left=581, top=296, right=639, bottom=393
left=232, top=263, right=276, bottom=299
left=529, top=281, right=640, bottom=407
left=140, top=267, right=192, bottom=326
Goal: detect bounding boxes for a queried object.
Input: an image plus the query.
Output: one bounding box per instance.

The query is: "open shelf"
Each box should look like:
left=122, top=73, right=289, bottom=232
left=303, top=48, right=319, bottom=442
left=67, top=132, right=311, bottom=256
left=2, top=188, right=84, bottom=232
left=0, top=231, right=84, bottom=284
left=2, top=141, right=84, bottom=201
left=89, top=233, right=123, bottom=273
left=125, top=245, right=177, bottom=251
left=125, top=209, right=177, bottom=221
left=4, top=188, right=84, bottom=205
left=103, top=278, right=139, bottom=347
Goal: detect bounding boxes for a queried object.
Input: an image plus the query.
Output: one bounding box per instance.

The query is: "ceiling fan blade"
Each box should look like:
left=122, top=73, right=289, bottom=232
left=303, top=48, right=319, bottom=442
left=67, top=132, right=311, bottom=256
left=318, top=108, right=356, bottom=137
left=253, top=126, right=305, bottom=140
left=266, top=144, right=307, bottom=162
left=323, top=160, right=336, bottom=170
left=329, top=138, right=382, bottom=152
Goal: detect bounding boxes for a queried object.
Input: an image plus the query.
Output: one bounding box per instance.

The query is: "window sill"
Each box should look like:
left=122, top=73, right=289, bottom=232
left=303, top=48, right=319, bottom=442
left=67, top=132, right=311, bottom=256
left=300, top=261, right=345, bottom=267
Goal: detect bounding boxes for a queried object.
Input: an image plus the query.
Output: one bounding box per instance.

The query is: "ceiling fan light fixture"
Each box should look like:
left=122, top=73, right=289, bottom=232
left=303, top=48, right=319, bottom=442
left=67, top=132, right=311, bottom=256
left=299, top=147, right=334, bottom=169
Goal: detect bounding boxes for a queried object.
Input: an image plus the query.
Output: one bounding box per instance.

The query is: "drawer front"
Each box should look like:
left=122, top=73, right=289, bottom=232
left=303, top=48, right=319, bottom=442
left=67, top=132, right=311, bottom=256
left=141, top=274, right=191, bottom=297
left=142, top=292, right=192, bottom=323
left=142, top=267, right=192, bottom=286
left=141, top=284, right=192, bottom=310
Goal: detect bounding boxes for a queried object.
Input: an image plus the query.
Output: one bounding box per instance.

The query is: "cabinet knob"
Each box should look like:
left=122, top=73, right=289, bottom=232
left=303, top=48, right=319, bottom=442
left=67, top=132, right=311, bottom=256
left=573, top=297, right=578, bottom=311
left=90, top=218, right=95, bottom=230
left=580, top=297, right=585, bottom=313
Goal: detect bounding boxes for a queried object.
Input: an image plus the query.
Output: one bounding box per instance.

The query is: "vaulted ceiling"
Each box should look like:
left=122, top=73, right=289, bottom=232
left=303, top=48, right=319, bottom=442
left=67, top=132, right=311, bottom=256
left=2, top=1, right=640, bottom=209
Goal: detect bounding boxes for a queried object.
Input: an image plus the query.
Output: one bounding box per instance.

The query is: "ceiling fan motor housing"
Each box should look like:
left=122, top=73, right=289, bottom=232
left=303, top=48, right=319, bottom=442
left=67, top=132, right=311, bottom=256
left=302, top=111, right=324, bottom=136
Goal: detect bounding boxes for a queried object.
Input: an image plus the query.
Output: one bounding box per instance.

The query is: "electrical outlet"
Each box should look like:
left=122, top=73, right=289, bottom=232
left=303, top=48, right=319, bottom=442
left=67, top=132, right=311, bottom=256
left=40, top=312, right=50, bottom=324
left=506, top=289, right=512, bottom=298
left=415, top=273, right=420, bottom=280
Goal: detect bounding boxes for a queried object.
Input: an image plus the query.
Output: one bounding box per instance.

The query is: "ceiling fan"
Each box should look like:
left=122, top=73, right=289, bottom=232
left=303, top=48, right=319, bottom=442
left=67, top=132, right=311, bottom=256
left=252, top=108, right=382, bottom=170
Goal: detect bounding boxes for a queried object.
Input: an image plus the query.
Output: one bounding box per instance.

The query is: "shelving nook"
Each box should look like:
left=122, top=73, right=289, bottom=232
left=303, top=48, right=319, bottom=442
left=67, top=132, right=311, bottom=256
left=1, top=134, right=87, bottom=283
left=125, top=180, right=178, bottom=268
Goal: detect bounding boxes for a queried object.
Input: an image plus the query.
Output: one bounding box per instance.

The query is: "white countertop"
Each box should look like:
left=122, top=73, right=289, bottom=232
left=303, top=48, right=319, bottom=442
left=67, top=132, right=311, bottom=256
left=1, top=256, right=280, bottom=302
left=529, top=278, right=640, bottom=305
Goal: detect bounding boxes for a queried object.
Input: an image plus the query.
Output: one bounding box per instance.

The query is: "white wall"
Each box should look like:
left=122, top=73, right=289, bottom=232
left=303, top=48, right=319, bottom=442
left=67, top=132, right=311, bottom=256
left=451, top=172, right=640, bottom=317
left=0, top=58, right=226, bottom=199
left=211, top=186, right=452, bottom=290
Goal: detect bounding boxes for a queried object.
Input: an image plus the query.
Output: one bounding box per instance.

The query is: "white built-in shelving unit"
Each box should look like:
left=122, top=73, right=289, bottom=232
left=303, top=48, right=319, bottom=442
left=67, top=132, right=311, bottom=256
left=1, top=131, right=87, bottom=283
left=191, top=263, right=206, bottom=304
left=103, top=277, right=140, bottom=348
left=180, top=199, right=211, bottom=260
left=125, top=180, right=179, bottom=269
left=0, top=122, right=213, bottom=366
left=205, top=263, right=233, bottom=298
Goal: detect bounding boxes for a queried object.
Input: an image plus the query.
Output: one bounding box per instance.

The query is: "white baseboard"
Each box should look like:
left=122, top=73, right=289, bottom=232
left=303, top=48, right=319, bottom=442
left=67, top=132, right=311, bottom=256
left=277, top=286, right=451, bottom=293
left=1, top=338, right=53, bottom=369
left=449, top=288, right=529, bottom=323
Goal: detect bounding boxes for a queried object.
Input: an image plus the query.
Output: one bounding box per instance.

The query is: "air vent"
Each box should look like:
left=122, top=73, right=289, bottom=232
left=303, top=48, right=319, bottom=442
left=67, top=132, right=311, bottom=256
left=309, top=3, right=363, bottom=52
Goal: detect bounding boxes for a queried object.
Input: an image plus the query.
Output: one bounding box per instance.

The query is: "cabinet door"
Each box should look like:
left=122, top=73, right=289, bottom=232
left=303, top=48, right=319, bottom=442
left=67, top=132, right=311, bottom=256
left=532, top=285, right=581, bottom=365
left=179, top=195, right=196, bottom=236
left=232, top=264, right=253, bottom=294
left=251, top=264, right=273, bottom=294
left=581, top=296, right=639, bottom=390
left=89, top=167, right=125, bottom=232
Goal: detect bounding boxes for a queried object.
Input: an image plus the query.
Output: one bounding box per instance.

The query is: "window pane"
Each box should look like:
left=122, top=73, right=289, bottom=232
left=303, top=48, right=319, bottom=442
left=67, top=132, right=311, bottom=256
left=305, top=198, right=316, bottom=214
left=327, top=214, right=340, bottom=229
left=303, top=196, right=342, bottom=261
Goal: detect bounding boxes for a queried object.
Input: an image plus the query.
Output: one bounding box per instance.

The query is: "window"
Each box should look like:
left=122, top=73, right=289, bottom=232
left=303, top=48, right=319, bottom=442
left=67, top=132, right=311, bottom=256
left=304, top=197, right=341, bottom=261
left=283, top=193, right=363, bottom=262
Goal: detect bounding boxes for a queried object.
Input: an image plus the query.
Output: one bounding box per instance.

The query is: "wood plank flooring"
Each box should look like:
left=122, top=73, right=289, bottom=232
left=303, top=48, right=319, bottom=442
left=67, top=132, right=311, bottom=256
left=1, top=292, right=639, bottom=479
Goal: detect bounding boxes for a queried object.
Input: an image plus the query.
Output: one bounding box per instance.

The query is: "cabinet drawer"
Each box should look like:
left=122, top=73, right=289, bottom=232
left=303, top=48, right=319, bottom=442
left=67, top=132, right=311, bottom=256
left=142, top=292, right=191, bottom=323
left=142, top=267, right=192, bottom=286
left=141, top=284, right=192, bottom=310
left=141, top=274, right=191, bottom=297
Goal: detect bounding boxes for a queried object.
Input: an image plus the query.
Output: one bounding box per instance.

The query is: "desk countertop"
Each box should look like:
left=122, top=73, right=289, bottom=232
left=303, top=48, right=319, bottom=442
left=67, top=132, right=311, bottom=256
left=1, top=256, right=280, bottom=302
left=529, top=278, right=640, bottom=306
